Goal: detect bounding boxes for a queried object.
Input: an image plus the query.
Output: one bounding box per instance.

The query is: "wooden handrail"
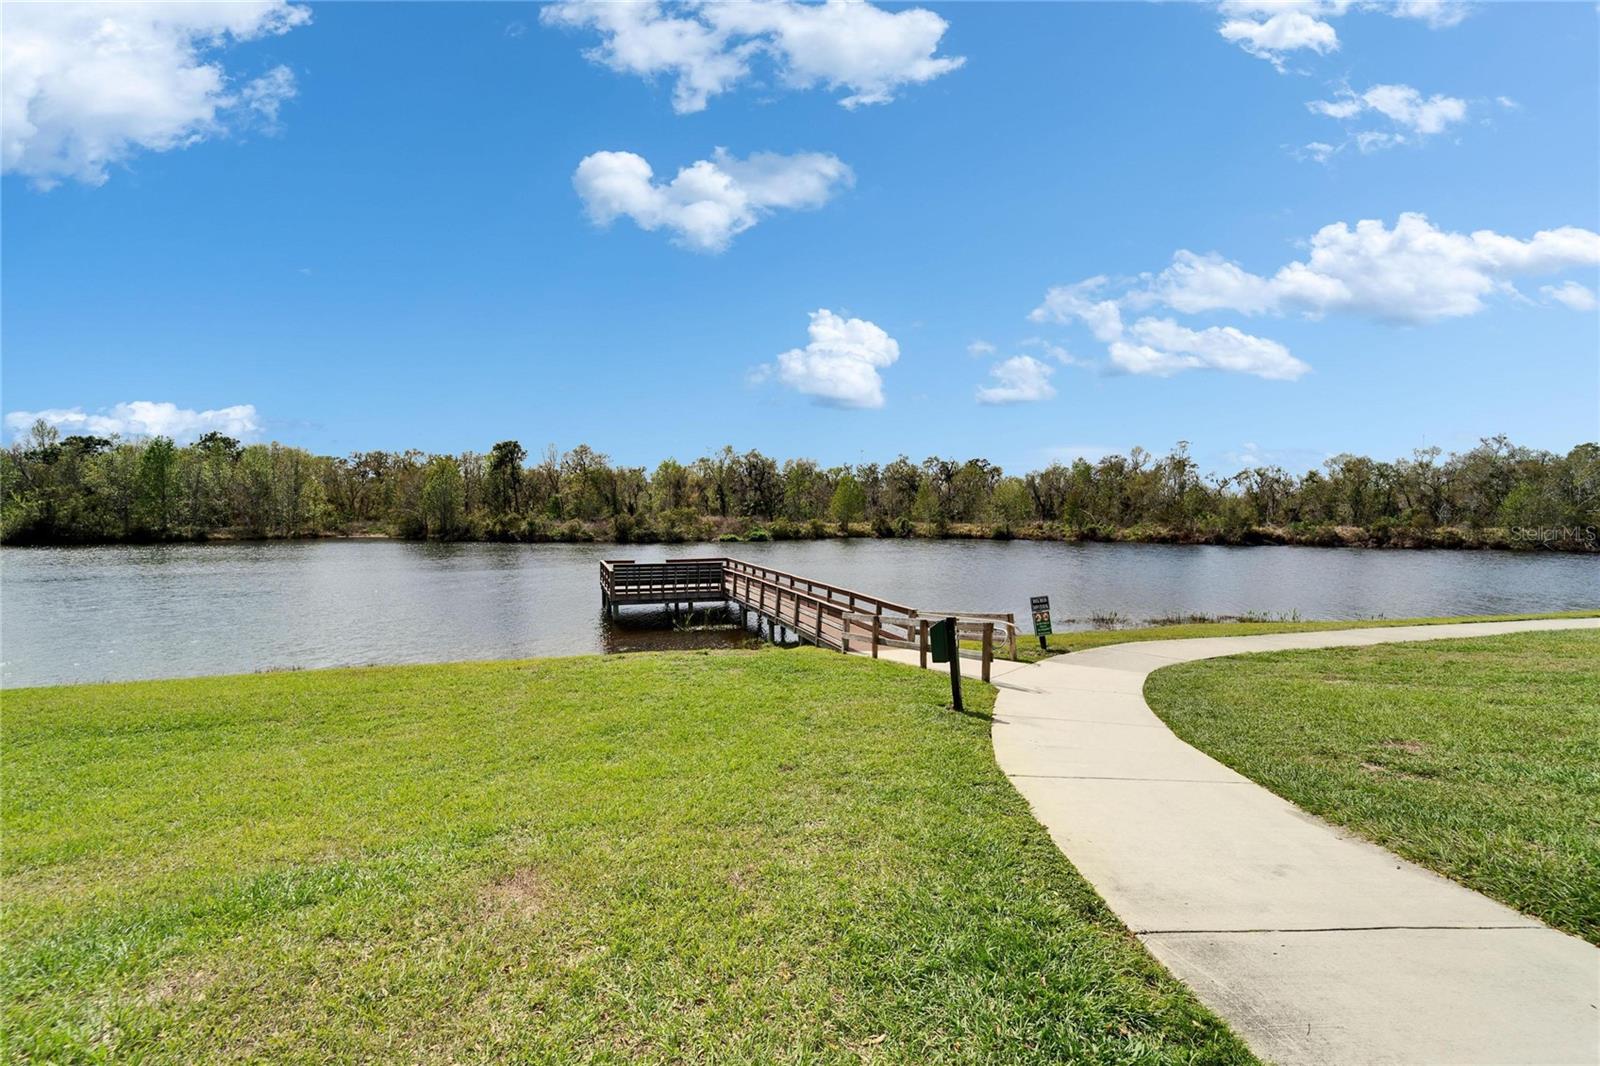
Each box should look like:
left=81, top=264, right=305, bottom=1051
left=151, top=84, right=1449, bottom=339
left=601, top=556, right=1014, bottom=670
left=720, top=563, right=863, bottom=651
left=721, top=558, right=915, bottom=616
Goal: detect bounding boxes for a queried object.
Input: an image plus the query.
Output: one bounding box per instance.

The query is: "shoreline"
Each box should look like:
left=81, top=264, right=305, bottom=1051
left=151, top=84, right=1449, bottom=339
left=10, top=611, right=1599, bottom=692
left=4, top=520, right=1595, bottom=553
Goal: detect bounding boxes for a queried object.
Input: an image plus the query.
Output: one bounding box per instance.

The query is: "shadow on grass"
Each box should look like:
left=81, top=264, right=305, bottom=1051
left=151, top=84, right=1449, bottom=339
left=947, top=702, right=994, bottom=722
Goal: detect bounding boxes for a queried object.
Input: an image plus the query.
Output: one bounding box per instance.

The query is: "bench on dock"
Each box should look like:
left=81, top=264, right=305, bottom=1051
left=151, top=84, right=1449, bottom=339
left=599, top=556, right=1018, bottom=680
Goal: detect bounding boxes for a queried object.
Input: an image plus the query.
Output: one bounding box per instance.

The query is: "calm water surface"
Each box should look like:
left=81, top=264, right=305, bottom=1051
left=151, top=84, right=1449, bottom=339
left=3, top=540, right=1595, bottom=687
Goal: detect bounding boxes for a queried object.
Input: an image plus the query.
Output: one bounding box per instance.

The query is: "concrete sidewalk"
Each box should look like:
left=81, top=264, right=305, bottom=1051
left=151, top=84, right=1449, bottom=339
left=873, top=618, right=1600, bottom=1065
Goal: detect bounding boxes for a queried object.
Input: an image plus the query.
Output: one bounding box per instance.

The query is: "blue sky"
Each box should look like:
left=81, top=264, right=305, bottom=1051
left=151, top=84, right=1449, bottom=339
left=3, top=0, right=1598, bottom=475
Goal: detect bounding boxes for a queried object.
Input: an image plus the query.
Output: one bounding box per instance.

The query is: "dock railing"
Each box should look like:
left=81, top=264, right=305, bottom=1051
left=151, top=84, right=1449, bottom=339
left=600, top=558, right=728, bottom=607
left=600, top=556, right=1018, bottom=676
left=839, top=611, right=1019, bottom=682
left=720, top=558, right=916, bottom=652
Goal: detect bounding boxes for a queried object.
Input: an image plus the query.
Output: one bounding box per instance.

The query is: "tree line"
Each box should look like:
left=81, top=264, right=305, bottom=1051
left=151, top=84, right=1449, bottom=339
left=2, top=421, right=1596, bottom=552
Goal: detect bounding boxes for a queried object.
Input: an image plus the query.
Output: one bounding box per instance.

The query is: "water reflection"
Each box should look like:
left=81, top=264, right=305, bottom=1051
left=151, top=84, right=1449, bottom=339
left=2, top=539, right=1593, bottom=687
left=597, top=604, right=768, bottom=655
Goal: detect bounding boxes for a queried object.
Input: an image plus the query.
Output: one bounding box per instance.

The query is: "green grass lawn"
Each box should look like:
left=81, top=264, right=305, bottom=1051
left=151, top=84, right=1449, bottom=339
left=1145, top=629, right=1600, bottom=944
left=3, top=650, right=1254, bottom=1064
left=998, top=610, right=1600, bottom=662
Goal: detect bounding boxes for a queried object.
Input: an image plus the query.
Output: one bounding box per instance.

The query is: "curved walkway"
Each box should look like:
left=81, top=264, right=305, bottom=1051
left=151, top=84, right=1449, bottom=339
left=870, top=618, right=1600, bottom=1065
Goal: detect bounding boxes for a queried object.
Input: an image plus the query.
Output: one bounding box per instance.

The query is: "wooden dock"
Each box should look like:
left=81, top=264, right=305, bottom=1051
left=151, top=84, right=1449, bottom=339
left=599, top=556, right=1017, bottom=680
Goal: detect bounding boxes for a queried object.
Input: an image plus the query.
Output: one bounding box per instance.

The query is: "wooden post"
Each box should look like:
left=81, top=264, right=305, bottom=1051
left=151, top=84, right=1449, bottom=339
left=871, top=614, right=880, bottom=658
left=1005, top=612, right=1016, bottom=661
left=919, top=618, right=929, bottom=670
left=981, top=623, right=993, bottom=682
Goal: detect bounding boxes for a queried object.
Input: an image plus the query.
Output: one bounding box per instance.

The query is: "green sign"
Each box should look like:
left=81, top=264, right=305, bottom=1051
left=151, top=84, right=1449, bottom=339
left=929, top=618, right=955, bottom=663
left=1030, top=595, right=1053, bottom=637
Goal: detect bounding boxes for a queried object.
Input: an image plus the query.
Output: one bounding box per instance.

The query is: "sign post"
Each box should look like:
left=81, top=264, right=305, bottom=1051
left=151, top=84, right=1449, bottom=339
left=1030, top=595, right=1053, bottom=651
left=928, top=616, right=963, bottom=713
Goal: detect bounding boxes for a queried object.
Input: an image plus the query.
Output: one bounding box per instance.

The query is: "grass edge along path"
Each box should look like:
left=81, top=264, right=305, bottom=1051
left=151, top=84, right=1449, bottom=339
left=3, top=649, right=1257, bottom=1063
left=1144, top=629, right=1600, bottom=945
left=996, top=609, right=1600, bottom=662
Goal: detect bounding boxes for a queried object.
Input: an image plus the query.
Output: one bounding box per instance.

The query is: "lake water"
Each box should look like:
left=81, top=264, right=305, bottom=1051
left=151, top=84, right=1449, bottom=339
left=2, top=540, right=1595, bottom=688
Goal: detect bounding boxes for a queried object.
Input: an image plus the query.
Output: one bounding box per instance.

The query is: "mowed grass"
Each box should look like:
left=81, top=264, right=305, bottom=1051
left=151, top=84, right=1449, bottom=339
left=1145, top=630, right=1600, bottom=943
left=3, top=650, right=1254, bottom=1064
left=1003, top=610, right=1600, bottom=663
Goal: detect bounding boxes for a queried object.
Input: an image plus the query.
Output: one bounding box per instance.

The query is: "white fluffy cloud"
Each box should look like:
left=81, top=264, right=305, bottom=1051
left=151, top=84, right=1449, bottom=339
left=1218, top=4, right=1339, bottom=67
left=1217, top=1, right=1470, bottom=68
left=1352, top=129, right=1405, bottom=154
left=1144, top=213, right=1600, bottom=323
left=976, top=355, right=1057, bottom=404
left=1299, top=140, right=1339, bottom=164
left=239, top=64, right=298, bottom=130
left=1030, top=278, right=1308, bottom=381
left=1345, top=83, right=1465, bottom=134
left=573, top=147, right=853, bottom=253
left=541, top=0, right=963, bottom=113
left=1021, top=337, right=1079, bottom=365
left=2, top=1, right=310, bottom=188
left=1298, top=78, right=1472, bottom=164
left=1308, top=83, right=1467, bottom=153
left=1030, top=277, right=1130, bottom=342
left=5, top=401, right=261, bottom=442
left=769, top=309, right=899, bottom=409
left=1029, top=213, right=1599, bottom=380
left=1390, top=0, right=1472, bottom=29
left=1112, top=320, right=1309, bottom=380
left=1542, top=281, right=1597, bottom=312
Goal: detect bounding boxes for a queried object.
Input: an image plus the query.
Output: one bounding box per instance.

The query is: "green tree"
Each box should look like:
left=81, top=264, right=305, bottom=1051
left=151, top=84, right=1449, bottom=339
left=694, top=446, right=737, bottom=518
left=560, top=444, right=614, bottom=519
left=297, top=471, right=333, bottom=534
left=136, top=436, right=179, bottom=533
left=781, top=459, right=822, bottom=520
left=881, top=455, right=921, bottom=517
left=990, top=477, right=1033, bottom=534
left=911, top=481, right=943, bottom=526
left=949, top=460, right=999, bottom=522
left=650, top=458, right=692, bottom=512
left=739, top=450, right=782, bottom=518
left=4, top=431, right=1600, bottom=551
left=193, top=432, right=241, bottom=462
left=485, top=440, right=527, bottom=518
left=234, top=445, right=275, bottom=534
left=0, top=421, right=59, bottom=541
left=420, top=456, right=466, bottom=538
left=829, top=474, right=867, bottom=534
left=91, top=442, right=144, bottom=538
left=1025, top=463, right=1070, bottom=521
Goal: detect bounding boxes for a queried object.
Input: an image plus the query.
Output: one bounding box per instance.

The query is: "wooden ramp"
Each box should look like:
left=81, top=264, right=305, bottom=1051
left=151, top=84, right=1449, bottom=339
left=600, top=556, right=1017, bottom=680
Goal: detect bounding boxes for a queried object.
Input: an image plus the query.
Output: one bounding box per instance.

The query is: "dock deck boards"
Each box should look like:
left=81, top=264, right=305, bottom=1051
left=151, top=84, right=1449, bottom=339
left=599, top=556, right=1016, bottom=676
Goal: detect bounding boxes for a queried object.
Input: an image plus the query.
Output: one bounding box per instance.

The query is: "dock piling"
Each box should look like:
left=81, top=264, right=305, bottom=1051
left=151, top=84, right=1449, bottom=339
left=597, top=557, right=1016, bottom=677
